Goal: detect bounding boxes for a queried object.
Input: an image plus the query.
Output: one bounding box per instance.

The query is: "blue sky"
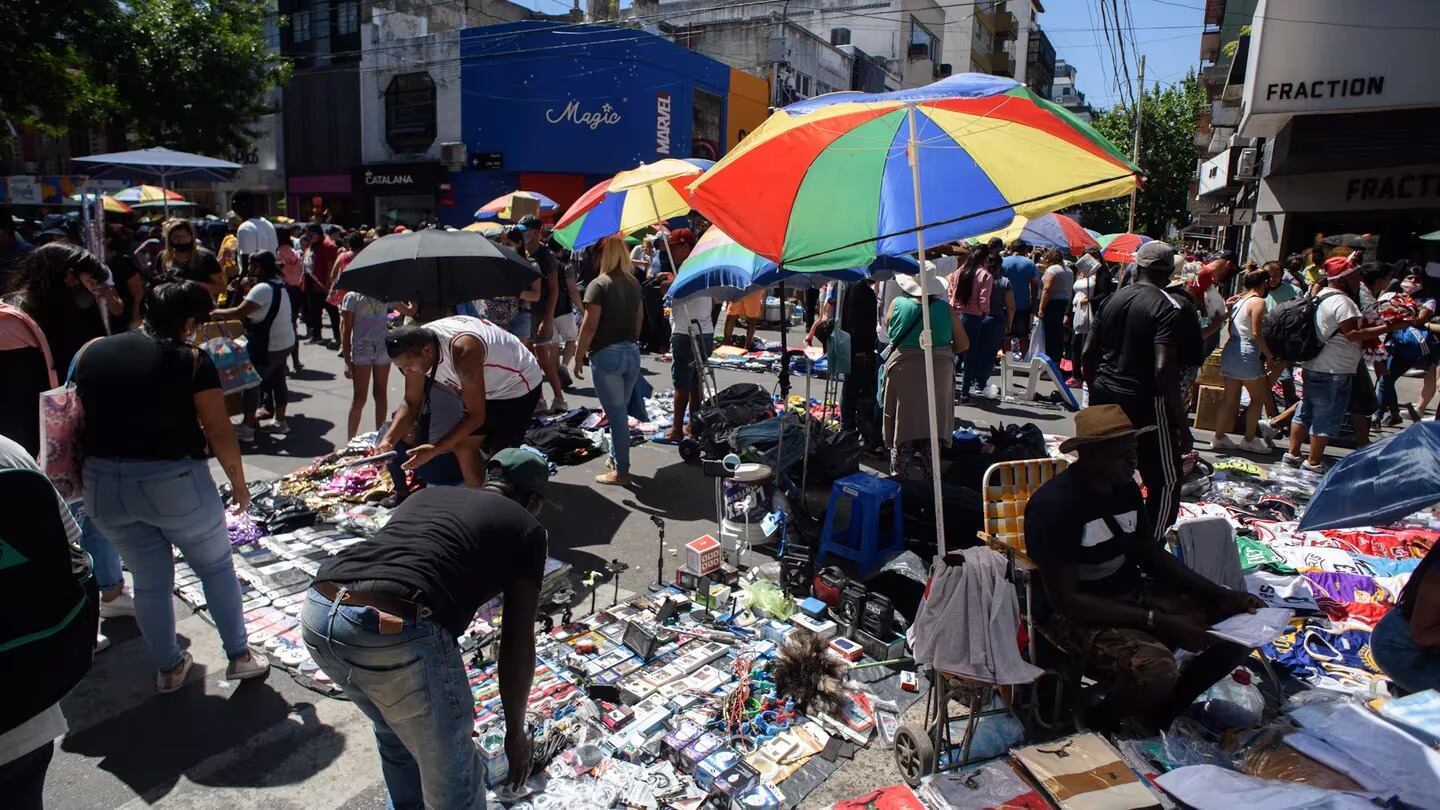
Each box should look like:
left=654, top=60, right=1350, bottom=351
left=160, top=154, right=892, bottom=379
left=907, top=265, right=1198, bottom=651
left=507, top=0, right=1203, bottom=111
left=1040, top=0, right=1203, bottom=109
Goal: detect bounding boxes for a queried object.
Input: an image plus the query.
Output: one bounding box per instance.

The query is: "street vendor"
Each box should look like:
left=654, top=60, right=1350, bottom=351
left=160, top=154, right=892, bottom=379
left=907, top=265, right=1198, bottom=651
left=302, top=461, right=549, bottom=808
left=1024, top=405, right=1264, bottom=732
left=379, top=315, right=543, bottom=486
left=1372, top=542, right=1440, bottom=694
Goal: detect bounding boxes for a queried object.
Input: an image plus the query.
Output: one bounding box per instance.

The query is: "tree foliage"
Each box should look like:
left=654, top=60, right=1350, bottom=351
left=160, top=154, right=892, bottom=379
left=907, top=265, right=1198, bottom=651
left=1076, top=74, right=1207, bottom=238
left=0, top=0, right=288, bottom=155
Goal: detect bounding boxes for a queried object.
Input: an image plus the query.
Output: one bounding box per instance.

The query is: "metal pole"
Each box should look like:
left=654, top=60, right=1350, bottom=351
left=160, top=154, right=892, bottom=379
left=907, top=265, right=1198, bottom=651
left=1126, top=55, right=1145, bottom=235
left=906, top=102, right=948, bottom=557
left=647, top=184, right=679, bottom=276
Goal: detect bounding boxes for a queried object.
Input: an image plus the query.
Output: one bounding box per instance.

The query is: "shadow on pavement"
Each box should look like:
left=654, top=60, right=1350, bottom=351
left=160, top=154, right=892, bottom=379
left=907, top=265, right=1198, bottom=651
left=624, top=460, right=716, bottom=522
left=289, top=367, right=338, bottom=384
left=60, top=673, right=345, bottom=800
left=248, top=415, right=338, bottom=458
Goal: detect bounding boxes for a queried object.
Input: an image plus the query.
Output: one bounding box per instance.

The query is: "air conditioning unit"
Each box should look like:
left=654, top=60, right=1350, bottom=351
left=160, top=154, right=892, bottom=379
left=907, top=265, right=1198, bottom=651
left=1233, top=147, right=1260, bottom=181
left=440, top=142, right=466, bottom=170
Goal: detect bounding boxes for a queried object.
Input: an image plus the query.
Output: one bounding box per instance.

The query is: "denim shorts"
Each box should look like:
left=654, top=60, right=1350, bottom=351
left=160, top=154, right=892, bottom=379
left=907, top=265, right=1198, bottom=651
left=1220, top=336, right=1264, bottom=380
left=670, top=331, right=713, bottom=388
left=506, top=310, right=533, bottom=340
left=1295, top=369, right=1352, bottom=438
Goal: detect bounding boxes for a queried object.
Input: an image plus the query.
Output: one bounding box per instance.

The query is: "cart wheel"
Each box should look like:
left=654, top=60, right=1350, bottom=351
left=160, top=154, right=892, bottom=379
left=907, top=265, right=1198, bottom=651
left=893, top=723, right=935, bottom=788
left=678, top=438, right=699, bottom=462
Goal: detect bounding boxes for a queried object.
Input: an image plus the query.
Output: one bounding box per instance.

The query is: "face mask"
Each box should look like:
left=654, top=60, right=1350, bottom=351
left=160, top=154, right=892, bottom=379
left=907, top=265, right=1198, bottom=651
left=1401, top=281, right=1421, bottom=295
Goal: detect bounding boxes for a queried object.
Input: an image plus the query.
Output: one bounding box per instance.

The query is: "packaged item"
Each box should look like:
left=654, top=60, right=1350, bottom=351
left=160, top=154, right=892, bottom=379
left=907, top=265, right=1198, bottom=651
left=1012, top=733, right=1162, bottom=809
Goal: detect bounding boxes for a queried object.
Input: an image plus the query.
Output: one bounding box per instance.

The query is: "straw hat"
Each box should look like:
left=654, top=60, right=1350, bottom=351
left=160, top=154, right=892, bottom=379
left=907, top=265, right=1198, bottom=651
left=1058, top=405, right=1157, bottom=453
left=896, top=270, right=948, bottom=298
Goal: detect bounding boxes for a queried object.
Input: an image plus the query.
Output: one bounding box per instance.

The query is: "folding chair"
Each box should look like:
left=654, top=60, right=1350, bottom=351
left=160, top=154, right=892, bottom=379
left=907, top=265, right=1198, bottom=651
left=894, top=458, right=1070, bottom=787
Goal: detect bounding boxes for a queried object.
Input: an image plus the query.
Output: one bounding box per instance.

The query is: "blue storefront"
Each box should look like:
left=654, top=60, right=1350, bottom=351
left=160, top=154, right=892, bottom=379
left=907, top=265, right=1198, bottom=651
left=443, top=21, right=761, bottom=227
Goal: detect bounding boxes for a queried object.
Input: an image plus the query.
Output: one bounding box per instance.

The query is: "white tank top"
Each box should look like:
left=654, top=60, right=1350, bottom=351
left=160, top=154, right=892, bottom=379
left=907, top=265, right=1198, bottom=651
left=426, top=315, right=540, bottom=400
left=1230, top=294, right=1260, bottom=341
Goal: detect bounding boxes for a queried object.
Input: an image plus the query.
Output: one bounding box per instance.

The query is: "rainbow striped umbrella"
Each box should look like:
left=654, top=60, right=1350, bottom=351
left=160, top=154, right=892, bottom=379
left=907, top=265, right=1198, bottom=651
left=687, top=73, right=1137, bottom=555
left=668, top=227, right=907, bottom=302
left=552, top=158, right=714, bottom=251
left=1097, top=232, right=1154, bottom=263
left=473, top=190, right=559, bottom=222
left=1018, top=213, right=1099, bottom=255
left=112, top=185, right=186, bottom=205
left=69, top=194, right=134, bottom=214
left=688, top=74, right=1136, bottom=271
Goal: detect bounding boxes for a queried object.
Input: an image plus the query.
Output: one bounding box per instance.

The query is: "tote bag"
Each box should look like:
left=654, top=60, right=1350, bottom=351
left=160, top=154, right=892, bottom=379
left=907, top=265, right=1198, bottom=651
left=38, top=341, right=97, bottom=502
left=202, top=335, right=262, bottom=394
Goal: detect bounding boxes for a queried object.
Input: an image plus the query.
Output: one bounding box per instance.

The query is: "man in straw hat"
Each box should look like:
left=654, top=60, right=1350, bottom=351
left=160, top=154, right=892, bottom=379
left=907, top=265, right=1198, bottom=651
left=1025, top=405, right=1263, bottom=731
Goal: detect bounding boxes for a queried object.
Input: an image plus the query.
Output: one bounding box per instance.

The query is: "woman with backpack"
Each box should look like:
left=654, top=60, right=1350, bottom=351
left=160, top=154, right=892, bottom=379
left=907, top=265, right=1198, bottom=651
left=1209, top=267, right=1276, bottom=453
left=74, top=280, right=268, bottom=693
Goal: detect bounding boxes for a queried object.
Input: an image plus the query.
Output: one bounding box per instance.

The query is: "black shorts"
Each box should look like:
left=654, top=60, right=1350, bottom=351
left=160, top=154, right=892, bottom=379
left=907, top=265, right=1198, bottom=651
left=472, top=386, right=543, bottom=452
left=1011, top=309, right=1033, bottom=337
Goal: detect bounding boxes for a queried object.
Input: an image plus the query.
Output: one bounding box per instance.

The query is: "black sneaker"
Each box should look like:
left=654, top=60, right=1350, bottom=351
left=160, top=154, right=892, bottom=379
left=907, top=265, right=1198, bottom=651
left=379, top=491, right=409, bottom=509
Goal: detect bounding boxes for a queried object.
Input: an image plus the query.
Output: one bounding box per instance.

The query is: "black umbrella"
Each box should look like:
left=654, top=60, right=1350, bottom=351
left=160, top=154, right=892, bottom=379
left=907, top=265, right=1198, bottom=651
left=338, top=229, right=539, bottom=307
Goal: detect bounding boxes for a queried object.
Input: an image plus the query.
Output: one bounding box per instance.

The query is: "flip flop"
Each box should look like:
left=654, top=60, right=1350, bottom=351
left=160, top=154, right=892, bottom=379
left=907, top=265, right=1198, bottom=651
left=650, top=434, right=683, bottom=445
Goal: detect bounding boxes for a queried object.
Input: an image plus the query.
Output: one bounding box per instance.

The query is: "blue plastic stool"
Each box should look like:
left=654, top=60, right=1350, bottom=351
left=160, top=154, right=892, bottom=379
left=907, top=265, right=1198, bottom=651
left=817, top=473, right=905, bottom=576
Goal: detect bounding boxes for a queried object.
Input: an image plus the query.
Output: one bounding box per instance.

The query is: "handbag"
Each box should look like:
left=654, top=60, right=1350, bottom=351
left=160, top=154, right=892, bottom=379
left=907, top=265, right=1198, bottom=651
left=202, top=335, right=263, bottom=394
left=827, top=283, right=853, bottom=377
left=38, top=340, right=99, bottom=502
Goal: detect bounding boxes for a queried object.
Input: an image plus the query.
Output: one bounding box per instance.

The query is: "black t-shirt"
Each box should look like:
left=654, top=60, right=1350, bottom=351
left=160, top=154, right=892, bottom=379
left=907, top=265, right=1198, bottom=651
left=108, top=252, right=140, bottom=331
left=1091, top=283, right=1180, bottom=400
left=839, top=281, right=878, bottom=355
left=169, top=249, right=221, bottom=286
left=1163, top=284, right=1206, bottom=369
left=74, top=331, right=221, bottom=460
left=1024, top=466, right=1147, bottom=601
left=530, top=243, right=565, bottom=317
left=315, top=487, right=548, bottom=636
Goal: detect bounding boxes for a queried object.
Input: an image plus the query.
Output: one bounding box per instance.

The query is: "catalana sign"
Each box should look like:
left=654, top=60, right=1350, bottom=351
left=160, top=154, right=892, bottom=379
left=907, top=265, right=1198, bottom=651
left=356, top=163, right=439, bottom=196
left=1240, top=0, right=1440, bottom=137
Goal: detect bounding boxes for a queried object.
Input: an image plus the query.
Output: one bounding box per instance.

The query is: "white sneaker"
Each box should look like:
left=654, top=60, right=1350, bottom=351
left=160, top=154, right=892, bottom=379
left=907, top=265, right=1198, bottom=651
left=157, top=651, right=194, bottom=694
left=1301, top=460, right=1328, bottom=474
left=1210, top=433, right=1240, bottom=451
left=95, top=633, right=111, bottom=653
left=226, top=647, right=271, bottom=681
left=1256, top=418, right=1276, bottom=440
left=1240, top=437, right=1271, bottom=454
left=263, top=419, right=290, bottom=435
left=99, top=591, right=136, bottom=618
left=233, top=422, right=257, bottom=442
left=534, top=397, right=549, bottom=413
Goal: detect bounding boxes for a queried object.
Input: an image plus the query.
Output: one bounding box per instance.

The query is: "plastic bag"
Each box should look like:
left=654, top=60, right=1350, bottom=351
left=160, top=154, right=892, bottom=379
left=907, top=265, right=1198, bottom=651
left=742, top=579, right=795, bottom=620
left=202, top=336, right=262, bottom=394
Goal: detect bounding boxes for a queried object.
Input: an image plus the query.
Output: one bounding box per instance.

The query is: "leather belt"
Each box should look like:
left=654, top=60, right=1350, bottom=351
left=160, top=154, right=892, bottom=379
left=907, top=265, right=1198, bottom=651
left=313, top=581, right=423, bottom=623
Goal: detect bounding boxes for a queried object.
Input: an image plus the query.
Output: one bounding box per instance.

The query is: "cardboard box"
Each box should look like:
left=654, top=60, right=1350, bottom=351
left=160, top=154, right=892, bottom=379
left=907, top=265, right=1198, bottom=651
left=1194, top=384, right=1229, bottom=431
left=685, top=534, right=722, bottom=576
left=1196, top=348, right=1224, bottom=388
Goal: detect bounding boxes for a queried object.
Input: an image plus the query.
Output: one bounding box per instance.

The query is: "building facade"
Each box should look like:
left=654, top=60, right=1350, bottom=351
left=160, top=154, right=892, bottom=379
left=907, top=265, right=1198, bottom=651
left=1228, top=0, right=1439, bottom=266
left=1050, top=59, right=1091, bottom=121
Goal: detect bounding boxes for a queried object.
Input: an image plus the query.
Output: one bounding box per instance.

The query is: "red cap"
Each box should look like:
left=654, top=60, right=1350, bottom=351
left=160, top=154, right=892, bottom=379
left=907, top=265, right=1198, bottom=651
left=1188, top=268, right=1215, bottom=294
left=1323, top=255, right=1355, bottom=280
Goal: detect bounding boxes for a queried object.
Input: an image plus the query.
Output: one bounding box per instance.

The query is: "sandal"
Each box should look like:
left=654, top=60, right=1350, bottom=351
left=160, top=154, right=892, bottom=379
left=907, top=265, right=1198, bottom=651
left=595, top=471, right=633, bottom=486
left=156, top=651, right=194, bottom=694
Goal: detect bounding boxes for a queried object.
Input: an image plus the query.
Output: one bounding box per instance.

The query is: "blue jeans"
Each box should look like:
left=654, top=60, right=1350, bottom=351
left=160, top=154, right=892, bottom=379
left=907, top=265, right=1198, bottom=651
left=1295, top=369, right=1352, bottom=438
left=82, top=457, right=248, bottom=671
left=958, top=313, right=985, bottom=393
left=69, top=501, right=123, bottom=591
left=591, top=342, right=641, bottom=473
left=301, top=588, right=486, bottom=810
left=963, top=315, right=1003, bottom=394
left=1372, top=608, right=1440, bottom=695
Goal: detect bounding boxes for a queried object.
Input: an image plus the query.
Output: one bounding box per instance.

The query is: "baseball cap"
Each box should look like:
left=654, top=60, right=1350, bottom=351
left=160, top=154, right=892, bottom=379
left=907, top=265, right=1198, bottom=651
left=486, top=447, right=550, bottom=504
left=1323, top=255, right=1356, bottom=281
left=1134, top=240, right=1175, bottom=271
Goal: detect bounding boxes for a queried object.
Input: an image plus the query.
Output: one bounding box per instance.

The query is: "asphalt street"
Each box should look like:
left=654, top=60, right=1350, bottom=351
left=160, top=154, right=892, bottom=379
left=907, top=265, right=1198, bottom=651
left=46, top=331, right=1424, bottom=809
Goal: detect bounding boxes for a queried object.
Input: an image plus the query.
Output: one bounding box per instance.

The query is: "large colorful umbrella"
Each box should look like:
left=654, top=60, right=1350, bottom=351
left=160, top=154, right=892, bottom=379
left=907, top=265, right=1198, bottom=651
left=551, top=158, right=714, bottom=252
left=669, top=227, right=887, bottom=302
left=1097, top=232, right=1154, bottom=263
left=69, top=194, right=133, bottom=214
left=112, top=185, right=187, bottom=205
left=1017, top=213, right=1099, bottom=255
left=462, top=221, right=506, bottom=236
left=474, top=190, right=559, bottom=222
left=688, top=73, right=1137, bottom=554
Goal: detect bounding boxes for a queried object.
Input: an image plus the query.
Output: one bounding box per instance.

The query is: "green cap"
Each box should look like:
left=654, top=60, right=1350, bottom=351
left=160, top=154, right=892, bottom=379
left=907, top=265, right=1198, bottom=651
left=486, top=448, right=549, bottom=500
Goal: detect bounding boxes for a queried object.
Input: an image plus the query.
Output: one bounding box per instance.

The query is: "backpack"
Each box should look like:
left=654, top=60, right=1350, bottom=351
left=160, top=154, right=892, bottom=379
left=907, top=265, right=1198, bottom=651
left=0, top=468, right=98, bottom=731
left=1262, top=292, right=1331, bottom=363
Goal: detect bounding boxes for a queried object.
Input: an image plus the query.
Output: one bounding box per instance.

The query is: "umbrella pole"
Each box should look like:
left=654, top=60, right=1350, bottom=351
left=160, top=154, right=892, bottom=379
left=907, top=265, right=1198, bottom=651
left=906, top=102, right=948, bottom=558
left=647, top=185, right=680, bottom=277
left=777, top=280, right=789, bottom=483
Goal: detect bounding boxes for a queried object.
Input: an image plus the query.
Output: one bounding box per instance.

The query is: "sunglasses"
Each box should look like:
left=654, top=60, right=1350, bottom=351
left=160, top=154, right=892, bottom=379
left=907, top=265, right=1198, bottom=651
left=169, top=240, right=194, bottom=250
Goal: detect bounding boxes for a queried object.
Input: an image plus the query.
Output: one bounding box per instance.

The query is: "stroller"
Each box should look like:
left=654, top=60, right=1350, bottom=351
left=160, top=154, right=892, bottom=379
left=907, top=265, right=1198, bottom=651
left=678, top=318, right=774, bottom=462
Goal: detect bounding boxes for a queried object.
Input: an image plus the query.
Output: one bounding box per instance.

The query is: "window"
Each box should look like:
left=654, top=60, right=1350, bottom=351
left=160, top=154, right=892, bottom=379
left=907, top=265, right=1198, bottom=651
left=385, top=72, right=437, bottom=154
left=831, top=27, right=851, bottom=47
left=1062, top=87, right=1072, bottom=96
left=910, top=15, right=938, bottom=61
left=336, top=1, right=359, bottom=35
left=293, top=8, right=311, bottom=42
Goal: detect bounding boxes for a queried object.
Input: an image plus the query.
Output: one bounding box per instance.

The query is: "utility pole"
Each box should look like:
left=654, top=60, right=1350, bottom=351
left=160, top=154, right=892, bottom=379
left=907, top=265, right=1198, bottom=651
left=1126, top=54, right=1145, bottom=234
